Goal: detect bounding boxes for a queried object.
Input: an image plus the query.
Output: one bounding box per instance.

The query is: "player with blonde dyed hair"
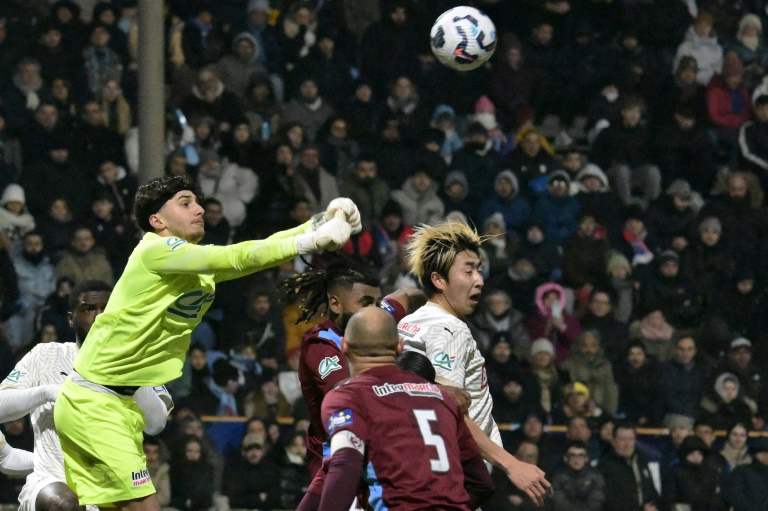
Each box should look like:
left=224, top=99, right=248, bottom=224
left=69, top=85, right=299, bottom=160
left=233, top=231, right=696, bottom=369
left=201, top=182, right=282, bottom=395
left=398, top=220, right=552, bottom=506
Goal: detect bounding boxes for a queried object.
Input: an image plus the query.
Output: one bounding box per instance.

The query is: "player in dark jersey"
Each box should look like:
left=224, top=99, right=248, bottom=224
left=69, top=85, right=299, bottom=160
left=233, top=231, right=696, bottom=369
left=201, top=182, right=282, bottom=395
left=279, top=260, right=428, bottom=478
left=319, top=306, right=494, bottom=511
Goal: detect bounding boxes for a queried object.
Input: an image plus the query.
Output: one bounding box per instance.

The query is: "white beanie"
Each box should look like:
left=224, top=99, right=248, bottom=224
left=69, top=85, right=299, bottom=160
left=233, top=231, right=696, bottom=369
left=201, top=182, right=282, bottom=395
left=531, top=338, right=555, bottom=357
left=0, top=184, right=25, bottom=207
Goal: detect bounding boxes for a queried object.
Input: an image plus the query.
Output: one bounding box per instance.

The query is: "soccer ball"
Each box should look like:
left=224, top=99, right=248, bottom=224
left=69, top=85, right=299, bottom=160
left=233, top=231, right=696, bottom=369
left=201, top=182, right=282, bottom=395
left=430, top=6, right=497, bottom=71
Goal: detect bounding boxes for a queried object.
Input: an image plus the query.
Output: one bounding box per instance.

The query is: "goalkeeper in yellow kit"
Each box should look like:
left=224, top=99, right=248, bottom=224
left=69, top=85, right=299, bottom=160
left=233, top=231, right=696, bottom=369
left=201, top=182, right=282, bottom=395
left=53, top=175, right=360, bottom=510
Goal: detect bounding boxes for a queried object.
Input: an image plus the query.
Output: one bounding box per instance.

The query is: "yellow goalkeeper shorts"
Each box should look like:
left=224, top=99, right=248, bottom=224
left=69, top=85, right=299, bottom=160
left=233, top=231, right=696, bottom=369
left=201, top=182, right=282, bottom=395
left=54, top=378, right=155, bottom=506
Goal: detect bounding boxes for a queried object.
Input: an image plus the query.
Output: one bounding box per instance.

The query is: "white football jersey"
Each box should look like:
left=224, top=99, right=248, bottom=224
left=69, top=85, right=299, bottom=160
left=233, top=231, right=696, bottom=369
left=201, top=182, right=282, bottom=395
left=398, top=303, right=502, bottom=447
left=0, top=342, right=77, bottom=482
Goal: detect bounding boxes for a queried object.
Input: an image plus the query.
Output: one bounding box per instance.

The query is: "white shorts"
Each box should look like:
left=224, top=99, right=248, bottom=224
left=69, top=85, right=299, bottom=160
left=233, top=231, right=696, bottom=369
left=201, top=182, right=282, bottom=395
left=18, top=474, right=59, bottom=511
left=18, top=474, right=99, bottom=511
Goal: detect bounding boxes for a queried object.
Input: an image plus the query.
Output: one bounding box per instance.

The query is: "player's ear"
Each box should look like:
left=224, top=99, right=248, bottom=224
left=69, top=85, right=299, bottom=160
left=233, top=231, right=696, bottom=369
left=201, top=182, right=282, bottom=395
left=328, top=293, right=342, bottom=315
left=341, top=337, right=349, bottom=357
left=396, top=337, right=404, bottom=356
left=430, top=271, right=446, bottom=292
left=148, top=212, right=165, bottom=231
left=67, top=311, right=74, bottom=328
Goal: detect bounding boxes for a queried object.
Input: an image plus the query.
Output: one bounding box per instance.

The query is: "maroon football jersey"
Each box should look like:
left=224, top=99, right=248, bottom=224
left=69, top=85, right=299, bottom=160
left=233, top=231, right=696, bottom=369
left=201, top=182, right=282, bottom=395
left=321, top=365, right=480, bottom=510
left=299, top=298, right=407, bottom=478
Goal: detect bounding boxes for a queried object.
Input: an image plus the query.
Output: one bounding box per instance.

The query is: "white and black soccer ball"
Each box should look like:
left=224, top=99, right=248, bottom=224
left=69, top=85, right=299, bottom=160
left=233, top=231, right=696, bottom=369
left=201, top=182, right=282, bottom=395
left=430, top=6, right=497, bottom=71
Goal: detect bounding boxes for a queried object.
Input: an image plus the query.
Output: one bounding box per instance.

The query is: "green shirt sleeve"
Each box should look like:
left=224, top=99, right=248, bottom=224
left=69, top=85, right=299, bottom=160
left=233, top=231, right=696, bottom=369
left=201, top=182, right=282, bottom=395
left=140, top=234, right=298, bottom=282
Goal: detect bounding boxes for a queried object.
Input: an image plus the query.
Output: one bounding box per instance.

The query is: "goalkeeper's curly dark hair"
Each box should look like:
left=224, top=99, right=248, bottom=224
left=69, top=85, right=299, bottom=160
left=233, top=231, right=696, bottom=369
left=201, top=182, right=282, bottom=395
left=279, top=258, right=379, bottom=324
left=133, top=175, right=204, bottom=233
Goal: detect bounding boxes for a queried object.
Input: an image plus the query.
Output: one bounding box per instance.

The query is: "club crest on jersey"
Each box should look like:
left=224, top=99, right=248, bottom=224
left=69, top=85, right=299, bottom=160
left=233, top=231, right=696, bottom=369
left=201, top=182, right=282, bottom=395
left=165, top=237, right=187, bottom=250
left=3, top=369, right=26, bottom=384
left=326, top=409, right=354, bottom=434
left=319, top=356, right=342, bottom=379
left=433, top=351, right=456, bottom=371
left=131, top=468, right=150, bottom=487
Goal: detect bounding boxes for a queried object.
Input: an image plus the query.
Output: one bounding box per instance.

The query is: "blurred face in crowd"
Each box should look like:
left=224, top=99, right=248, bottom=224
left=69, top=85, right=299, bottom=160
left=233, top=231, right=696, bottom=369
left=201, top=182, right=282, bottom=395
left=502, top=380, right=523, bottom=402
left=727, top=424, right=748, bottom=449
left=382, top=120, right=400, bottom=141
left=99, top=161, right=119, bottom=183
left=725, top=74, right=743, bottom=89
left=289, top=200, right=312, bottom=223
left=578, top=333, right=600, bottom=357
left=720, top=378, right=739, bottom=403
left=92, top=198, right=114, bottom=220
left=520, top=132, right=541, bottom=157
left=542, top=290, right=560, bottom=311
left=72, top=228, right=96, bottom=253
left=674, top=112, right=696, bottom=131
left=90, top=26, right=110, bottom=48
left=534, top=23, right=553, bottom=45
left=248, top=8, right=268, bottom=27
left=755, top=104, right=768, bottom=123
left=82, top=102, right=105, bottom=127
left=621, top=106, right=642, bottom=127
left=700, top=227, right=720, bottom=247
left=660, top=259, right=679, bottom=277
left=203, top=201, right=224, bottom=227
left=168, top=154, right=188, bottom=176
left=235, top=38, right=256, bottom=60
left=491, top=341, right=512, bottom=364
left=496, top=177, right=514, bottom=198
left=624, top=218, right=644, bottom=236
left=516, top=441, right=539, bottom=466
left=183, top=419, right=204, bottom=439
left=356, top=83, right=372, bottom=103
left=185, top=439, right=202, bottom=462
left=693, top=21, right=713, bottom=38
left=50, top=147, right=69, bottom=164
left=523, top=416, right=543, bottom=440
left=672, top=195, right=691, bottom=211
left=565, top=446, right=589, bottom=470
left=189, top=347, right=207, bottom=370
left=589, top=292, right=612, bottom=318
left=737, top=278, right=754, bottom=295
left=40, top=324, right=58, bottom=342
left=356, top=160, right=377, bottom=181
left=233, top=123, right=251, bottom=144
left=567, top=417, right=591, bottom=442
left=613, top=426, right=636, bottom=458
left=729, top=345, right=752, bottom=368
left=675, top=337, right=697, bottom=365
left=410, top=171, right=432, bottom=193
left=18, top=61, right=41, bottom=87
left=670, top=425, right=691, bottom=446
left=102, top=79, right=122, bottom=102
left=390, top=7, right=407, bottom=25
left=287, top=435, right=307, bottom=458
left=548, top=177, right=569, bottom=197
left=695, top=424, right=715, bottom=447
left=392, top=77, right=414, bottom=100
left=563, top=152, right=583, bottom=172
left=42, top=28, right=62, bottom=49
left=50, top=199, right=71, bottom=222
left=276, top=144, right=294, bottom=166
left=144, top=443, right=160, bottom=465
left=299, top=80, right=319, bottom=102
left=286, top=125, right=304, bottom=147
left=299, top=148, right=320, bottom=170
left=578, top=215, right=597, bottom=236
left=533, top=350, right=553, bottom=369
left=686, top=449, right=704, bottom=465
left=36, top=104, right=59, bottom=129
left=627, top=346, right=646, bottom=369
left=330, top=119, right=347, bottom=139
left=728, top=175, right=748, bottom=200
left=382, top=213, right=402, bottom=232
left=251, top=295, right=270, bottom=317
left=581, top=176, right=603, bottom=192
left=506, top=47, right=522, bottom=68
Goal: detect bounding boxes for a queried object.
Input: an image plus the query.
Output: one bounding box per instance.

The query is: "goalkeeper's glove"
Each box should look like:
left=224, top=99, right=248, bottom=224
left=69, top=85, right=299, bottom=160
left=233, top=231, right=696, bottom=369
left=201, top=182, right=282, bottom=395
left=310, top=198, right=362, bottom=235
left=295, top=211, right=352, bottom=254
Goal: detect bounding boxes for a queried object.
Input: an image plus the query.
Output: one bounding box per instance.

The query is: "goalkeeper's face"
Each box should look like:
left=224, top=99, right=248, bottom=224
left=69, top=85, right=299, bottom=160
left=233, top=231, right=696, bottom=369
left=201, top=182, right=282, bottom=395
left=153, top=190, right=205, bottom=243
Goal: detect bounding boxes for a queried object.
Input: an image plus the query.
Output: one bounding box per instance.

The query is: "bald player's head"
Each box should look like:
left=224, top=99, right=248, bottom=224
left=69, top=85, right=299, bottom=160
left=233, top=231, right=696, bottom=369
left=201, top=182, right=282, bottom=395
left=344, top=307, right=401, bottom=359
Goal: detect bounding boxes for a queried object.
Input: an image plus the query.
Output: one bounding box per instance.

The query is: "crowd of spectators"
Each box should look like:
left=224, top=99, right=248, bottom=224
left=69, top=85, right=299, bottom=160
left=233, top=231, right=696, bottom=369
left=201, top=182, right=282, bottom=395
left=2, top=0, right=768, bottom=509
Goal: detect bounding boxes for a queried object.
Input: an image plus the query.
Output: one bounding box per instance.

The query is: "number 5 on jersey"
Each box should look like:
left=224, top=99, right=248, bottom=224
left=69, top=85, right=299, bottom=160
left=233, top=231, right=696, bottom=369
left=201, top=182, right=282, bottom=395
left=414, top=409, right=450, bottom=473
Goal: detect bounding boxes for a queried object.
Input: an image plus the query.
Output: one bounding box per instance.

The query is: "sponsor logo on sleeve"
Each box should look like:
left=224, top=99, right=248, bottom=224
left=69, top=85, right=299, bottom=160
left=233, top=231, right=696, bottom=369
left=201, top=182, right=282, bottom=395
left=3, top=370, right=27, bottom=384
left=131, top=468, right=150, bottom=487
left=379, top=300, right=395, bottom=314
left=433, top=351, right=456, bottom=371
left=372, top=382, right=443, bottom=399
left=319, top=356, right=342, bottom=379
left=325, top=409, right=354, bottom=434
left=166, top=237, right=187, bottom=250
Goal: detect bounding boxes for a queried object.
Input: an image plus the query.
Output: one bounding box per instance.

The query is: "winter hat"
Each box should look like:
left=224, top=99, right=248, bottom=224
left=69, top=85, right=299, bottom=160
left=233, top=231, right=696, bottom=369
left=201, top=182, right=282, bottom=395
left=622, top=204, right=646, bottom=224
left=444, top=210, right=468, bottom=224
left=698, top=216, right=722, bottom=234
left=664, top=413, right=695, bottom=431
left=606, top=250, right=631, bottom=276
left=530, top=338, right=555, bottom=357
left=0, top=184, right=26, bottom=207
left=432, top=104, right=456, bottom=124
left=626, top=339, right=647, bottom=355
left=658, top=249, right=680, bottom=265
left=495, top=170, right=519, bottom=195
left=232, top=31, right=259, bottom=53
left=678, top=436, right=709, bottom=458
left=484, top=212, right=506, bottom=232
left=714, top=372, right=741, bottom=398
left=567, top=381, right=590, bottom=399
left=739, top=13, right=762, bottom=35
left=467, top=121, right=488, bottom=137
left=667, top=179, right=692, bottom=201
left=723, top=51, right=745, bottom=79
left=444, top=170, right=468, bottom=190
left=576, top=164, right=609, bottom=189
left=475, top=95, right=496, bottom=114
left=548, top=170, right=571, bottom=186
left=730, top=337, right=752, bottom=351
left=380, top=200, right=403, bottom=219
left=247, top=0, right=270, bottom=12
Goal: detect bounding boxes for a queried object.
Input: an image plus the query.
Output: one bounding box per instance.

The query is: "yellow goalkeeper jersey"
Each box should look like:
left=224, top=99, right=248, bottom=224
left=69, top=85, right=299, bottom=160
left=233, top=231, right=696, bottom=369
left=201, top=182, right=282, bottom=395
left=74, top=227, right=304, bottom=386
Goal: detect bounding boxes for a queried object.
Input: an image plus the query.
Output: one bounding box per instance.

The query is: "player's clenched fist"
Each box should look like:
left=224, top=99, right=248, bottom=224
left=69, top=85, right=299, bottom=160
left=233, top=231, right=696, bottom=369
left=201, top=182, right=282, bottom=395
left=325, top=198, right=362, bottom=234
left=296, top=211, right=352, bottom=254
